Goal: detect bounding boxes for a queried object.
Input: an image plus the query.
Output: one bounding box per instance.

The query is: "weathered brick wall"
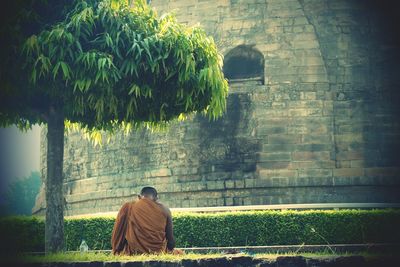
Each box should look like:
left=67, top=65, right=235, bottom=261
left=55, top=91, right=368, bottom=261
left=33, top=0, right=400, bottom=215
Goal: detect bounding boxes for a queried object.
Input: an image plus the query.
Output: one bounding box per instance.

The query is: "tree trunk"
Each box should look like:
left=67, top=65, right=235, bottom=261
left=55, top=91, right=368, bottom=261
left=45, top=105, right=65, bottom=253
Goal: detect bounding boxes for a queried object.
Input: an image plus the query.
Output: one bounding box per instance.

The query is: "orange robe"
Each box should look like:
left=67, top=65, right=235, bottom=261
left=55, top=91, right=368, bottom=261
left=111, top=198, right=175, bottom=255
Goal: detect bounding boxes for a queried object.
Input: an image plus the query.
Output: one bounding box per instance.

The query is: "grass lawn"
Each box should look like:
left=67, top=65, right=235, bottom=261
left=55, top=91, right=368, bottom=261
left=14, top=251, right=395, bottom=263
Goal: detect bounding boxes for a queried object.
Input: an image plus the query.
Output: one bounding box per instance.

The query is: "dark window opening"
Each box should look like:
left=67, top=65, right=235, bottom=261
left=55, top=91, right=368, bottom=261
left=223, top=45, right=264, bottom=84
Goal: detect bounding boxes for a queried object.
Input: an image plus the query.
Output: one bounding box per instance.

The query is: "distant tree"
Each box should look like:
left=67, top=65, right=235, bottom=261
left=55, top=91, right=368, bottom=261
left=2, top=172, right=41, bottom=216
left=0, top=0, right=228, bottom=252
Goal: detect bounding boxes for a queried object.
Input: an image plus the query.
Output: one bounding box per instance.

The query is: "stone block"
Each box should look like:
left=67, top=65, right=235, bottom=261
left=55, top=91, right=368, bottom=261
left=288, top=124, right=330, bottom=134
left=255, top=108, right=289, bottom=116
left=276, top=256, right=306, bottom=267
left=262, top=144, right=297, bottom=153
left=300, top=176, right=334, bottom=186
left=298, top=168, right=333, bottom=178
left=304, top=73, right=329, bottom=82
left=196, top=198, right=209, bottom=207
left=350, top=160, right=365, bottom=168
left=254, top=177, right=273, bottom=188
left=333, top=168, right=364, bottom=177
left=225, top=180, right=235, bottom=189
left=206, top=181, right=225, bottom=190
left=336, top=160, right=351, bottom=168
left=216, top=198, right=225, bottom=206
left=177, top=175, right=202, bottom=182
left=233, top=197, right=243, bottom=205
left=181, top=182, right=206, bottom=192
left=207, top=198, right=217, bottom=206
left=332, top=256, right=366, bottom=267
left=288, top=100, right=323, bottom=109
left=296, top=144, right=333, bottom=152
left=146, top=260, right=179, bottom=267
left=257, top=152, right=292, bottom=161
left=292, top=151, right=331, bottom=161
left=150, top=168, right=172, bottom=177
left=256, top=261, right=276, bottom=267
left=336, top=150, right=364, bottom=160
left=245, top=178, right=256, bottom=188
left=272, top=102, right=288, bottom=108
left=259, top=169, right=298, bottom=178
left=335, top=134, right=363, bottom=144
left=257, top=161, right=291, bottom=169
left=205, top=172, right=232, bottom=181
left=302, top=134, right=332, bottom=144
left=172, top=167, right=198, bottom=176
left=242, top=197, right=252, bottom=205
left=288, top=161, right=320, bottom=170
left=124, top=262, right=145, bottom=267
left=268, top=134, right=302, bottom=144
left=288, top=108, right=322, bottom=117
left=273, top=177, right=289, bottom=187
left=235, top=180, right=245, bottom=188
left=300, top=91, right=317, bottom=100
left=257, top=126, right=287, bottom=135
left=181, top=199, right=190, bottom=208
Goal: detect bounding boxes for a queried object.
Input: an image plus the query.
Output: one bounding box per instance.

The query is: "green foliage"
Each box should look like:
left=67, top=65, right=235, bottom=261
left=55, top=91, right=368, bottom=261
left=0, top=216, right=44, bottom=252
left=1, top=172, right=41, bottom=216
left=0, top=0, right=78, bottom=130
left=65, top=217, right=115, bottom=251
left=172, top=210, right=400, bottom=247
left=0, top=0, right=228, bottom=132
left=1, top=209, right=399, bottom=252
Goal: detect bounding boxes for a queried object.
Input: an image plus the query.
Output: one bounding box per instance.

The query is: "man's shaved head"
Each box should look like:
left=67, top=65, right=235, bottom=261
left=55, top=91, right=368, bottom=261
left=140, top=186, right=158, bottom=199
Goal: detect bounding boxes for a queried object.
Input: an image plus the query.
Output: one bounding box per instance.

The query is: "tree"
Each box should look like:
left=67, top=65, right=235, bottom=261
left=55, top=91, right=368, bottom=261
left=0, top=0, right=228, bottom=253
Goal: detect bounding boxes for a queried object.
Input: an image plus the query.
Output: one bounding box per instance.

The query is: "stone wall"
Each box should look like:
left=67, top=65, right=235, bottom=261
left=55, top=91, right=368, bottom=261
left=33, top=0, right=400, bottom=215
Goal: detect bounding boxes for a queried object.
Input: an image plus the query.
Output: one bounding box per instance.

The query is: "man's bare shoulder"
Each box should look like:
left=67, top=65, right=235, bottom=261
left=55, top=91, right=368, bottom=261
left=157, top=201, right=172, bottom=216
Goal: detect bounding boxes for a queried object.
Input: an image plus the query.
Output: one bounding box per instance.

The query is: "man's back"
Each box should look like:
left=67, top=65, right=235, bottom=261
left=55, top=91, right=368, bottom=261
left=111, top=197, right=175, bottom=254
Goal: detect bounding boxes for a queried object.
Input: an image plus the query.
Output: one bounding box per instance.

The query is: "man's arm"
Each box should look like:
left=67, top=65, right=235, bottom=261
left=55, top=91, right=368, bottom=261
left=111, top=202, right=131, bottom=254
left=165, top=207, right=176, bottom=251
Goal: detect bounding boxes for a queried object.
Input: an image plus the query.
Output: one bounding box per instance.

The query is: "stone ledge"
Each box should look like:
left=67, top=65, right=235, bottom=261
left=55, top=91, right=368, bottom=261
left=13, top=255, right=398, bottom=267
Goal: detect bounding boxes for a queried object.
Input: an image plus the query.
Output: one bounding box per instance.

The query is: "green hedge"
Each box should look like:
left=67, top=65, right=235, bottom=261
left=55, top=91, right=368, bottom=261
left=1, top=209, right=399, bottom=252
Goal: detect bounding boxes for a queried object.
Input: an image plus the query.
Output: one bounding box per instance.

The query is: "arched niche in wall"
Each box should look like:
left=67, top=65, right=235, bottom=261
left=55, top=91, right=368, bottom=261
left=223, top=45, right=264, bottom=84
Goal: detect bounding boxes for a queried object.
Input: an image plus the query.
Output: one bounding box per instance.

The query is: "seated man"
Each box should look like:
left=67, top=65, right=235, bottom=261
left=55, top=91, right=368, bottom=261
left=111, top=186, right=178, bottom=255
